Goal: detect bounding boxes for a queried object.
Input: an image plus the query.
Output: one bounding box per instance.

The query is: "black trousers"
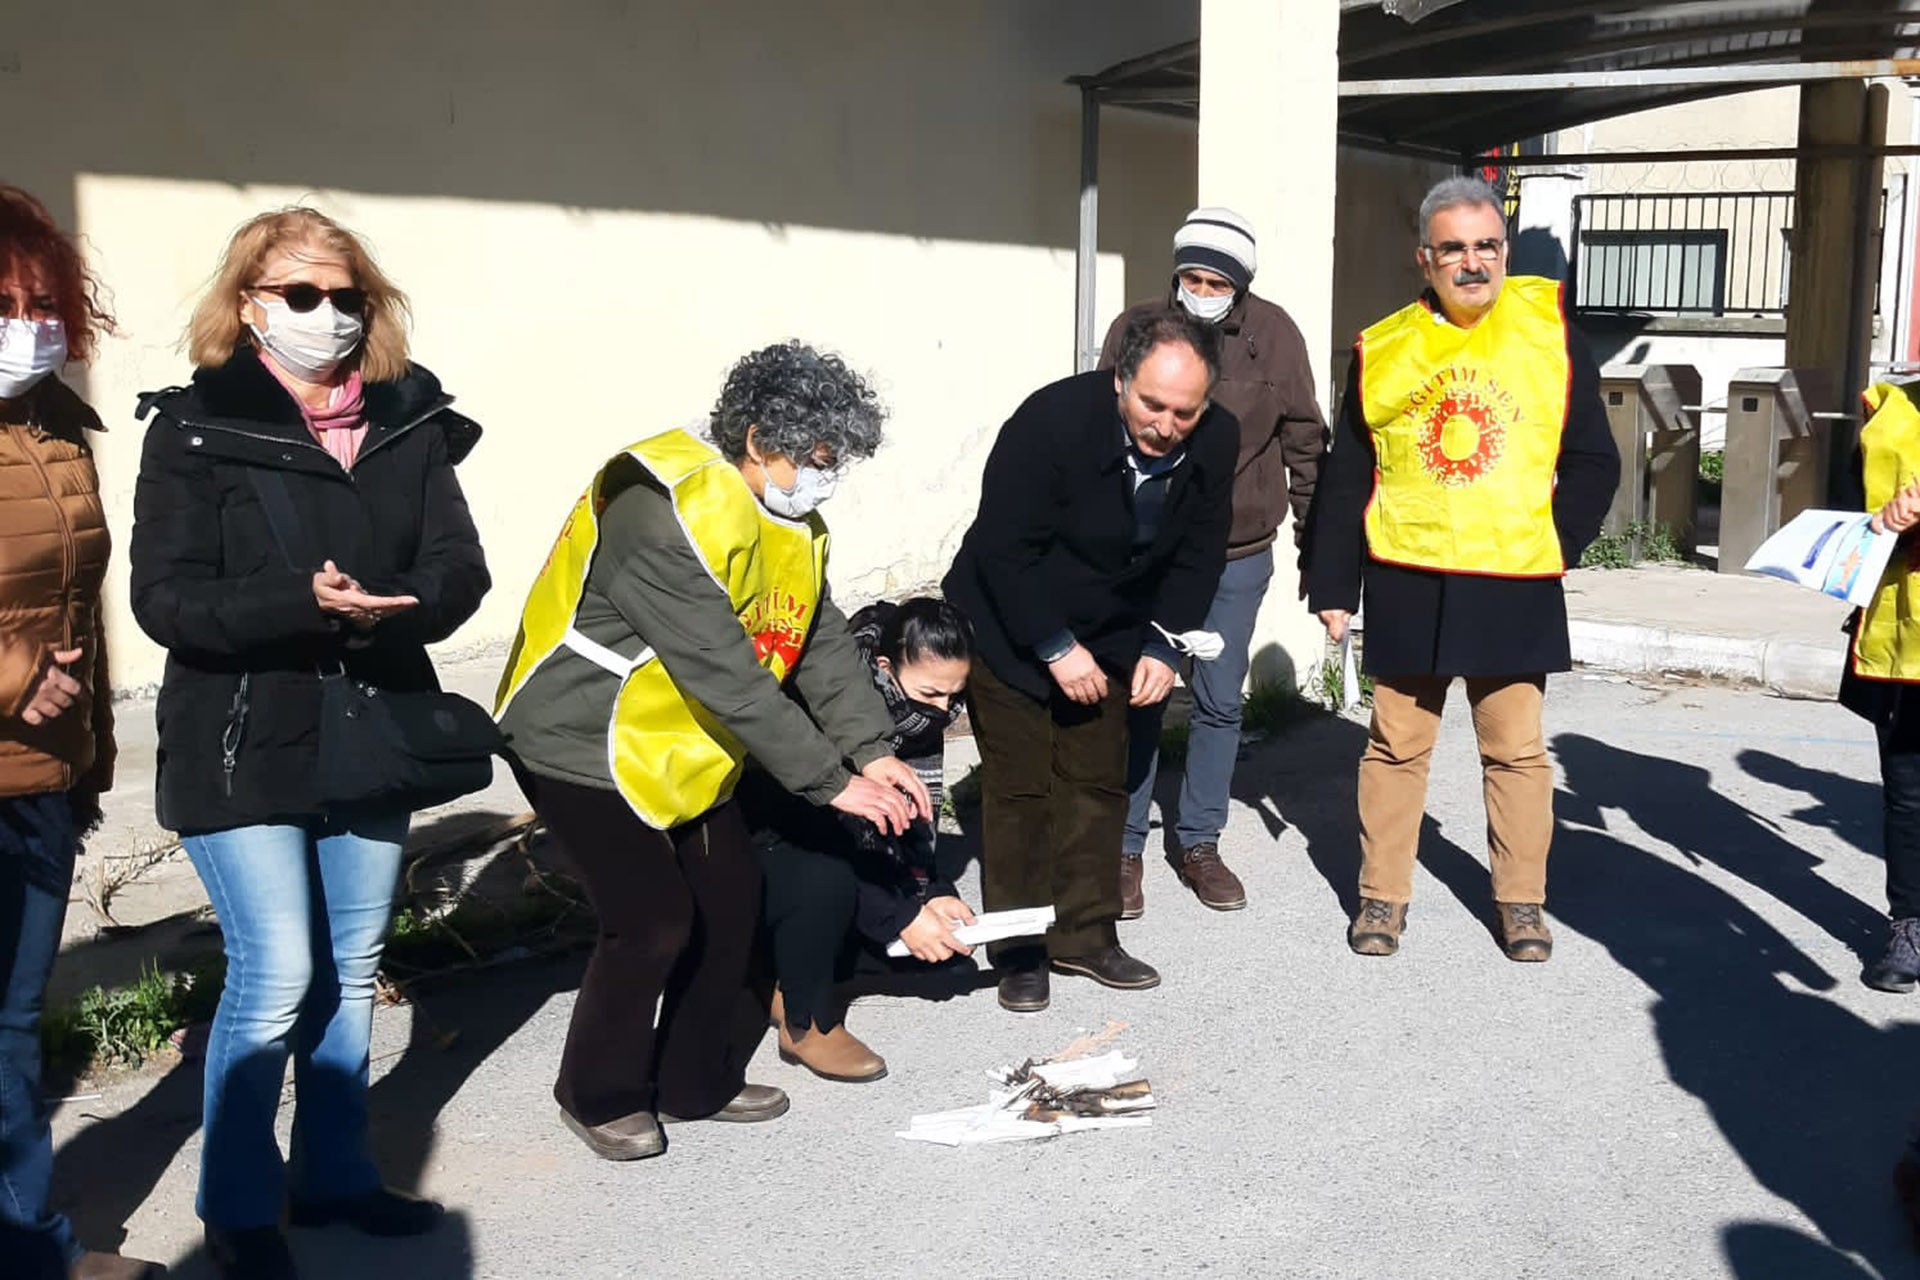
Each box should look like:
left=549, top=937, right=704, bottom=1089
left=518, top=769, right=767, bottom=1125
left=758, top=835, right=862, bottom=1033
left=1882, top=691, right=1920, bottom=921
left=968, top=656, right=1129, bottom=962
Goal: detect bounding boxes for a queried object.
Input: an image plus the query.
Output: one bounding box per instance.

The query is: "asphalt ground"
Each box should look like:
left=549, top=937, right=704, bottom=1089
left=49, top=672, right=1916, bottom=1280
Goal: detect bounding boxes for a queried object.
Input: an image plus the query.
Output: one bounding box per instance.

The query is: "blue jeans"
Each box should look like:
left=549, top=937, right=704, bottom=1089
left=0, top=793, right=80, bottom=1276
left=1125, top=547, right=1274, bottom=856
left=183, top=816, right=407, bottom=1230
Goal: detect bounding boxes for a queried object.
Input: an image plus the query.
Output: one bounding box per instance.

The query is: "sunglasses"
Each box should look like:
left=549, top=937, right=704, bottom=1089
left=250, top=282, right=369, bottom=316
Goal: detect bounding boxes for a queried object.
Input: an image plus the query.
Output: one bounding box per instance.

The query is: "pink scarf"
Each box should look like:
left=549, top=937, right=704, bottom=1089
left=258, top=350, right=368, bottom=469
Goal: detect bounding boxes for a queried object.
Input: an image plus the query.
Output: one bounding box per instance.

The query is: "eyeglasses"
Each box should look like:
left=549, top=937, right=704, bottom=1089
left=1423, top=239, right=1506, bottom=267
left=250, top=282, right=369, bottom=316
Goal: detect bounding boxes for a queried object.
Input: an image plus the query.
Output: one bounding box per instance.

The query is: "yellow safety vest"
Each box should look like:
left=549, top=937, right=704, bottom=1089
left=1360, top=274, right=1570, bottom=577
left=494, top=428, right=829, bottom=828
left=1852, top=382, right=1920, bottom=681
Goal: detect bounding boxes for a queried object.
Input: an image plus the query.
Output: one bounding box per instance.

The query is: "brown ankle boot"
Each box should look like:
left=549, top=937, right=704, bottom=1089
left=1496, top=902, right=1553, bottom=962
left=1349, top=897, right=1407, bottom=956
left=778, top=1017, right=888, bottom=1083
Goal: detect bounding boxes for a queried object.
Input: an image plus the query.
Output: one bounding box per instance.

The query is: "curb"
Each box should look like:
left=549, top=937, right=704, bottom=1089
left=1568, top=619, right=1843, bottom=700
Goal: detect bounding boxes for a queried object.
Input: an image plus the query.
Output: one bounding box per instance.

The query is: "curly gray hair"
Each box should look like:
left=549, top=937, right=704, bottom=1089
left=708, top=341, right=886, bottom=466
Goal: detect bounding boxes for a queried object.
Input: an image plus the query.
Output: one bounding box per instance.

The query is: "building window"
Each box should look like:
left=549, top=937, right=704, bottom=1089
left=1576, top=229, right=1728, bottom=314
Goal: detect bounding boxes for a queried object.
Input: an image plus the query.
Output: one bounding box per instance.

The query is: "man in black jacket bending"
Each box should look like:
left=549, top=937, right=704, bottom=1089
left=944, top=310, right=1235, bottom=1013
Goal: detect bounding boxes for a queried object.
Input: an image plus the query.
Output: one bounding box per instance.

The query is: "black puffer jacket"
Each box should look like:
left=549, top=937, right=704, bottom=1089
left=130, top=356, right=489, bottom=835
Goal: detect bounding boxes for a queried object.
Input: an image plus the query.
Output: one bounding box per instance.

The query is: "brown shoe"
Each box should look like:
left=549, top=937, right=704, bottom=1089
left=778, top=1018, right=888, bottom=1083
left=1120, top=856, right=1145, bottom=920
left=1349, top=898, right=1408, bottom=956
left=72, top=1254, right=166, bottom=1280
left=660, top=1084, right=790, bottom=1124
left=560, top=1107, right=665, bottom=1160
left=1496, top=902, right=1553, bottom=962
left=1174, top=842, right=1246, bottom=911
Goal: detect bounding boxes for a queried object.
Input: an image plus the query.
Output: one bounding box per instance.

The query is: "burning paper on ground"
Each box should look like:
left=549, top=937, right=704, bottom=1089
left=897, top=1028, right=1156, bottom=1146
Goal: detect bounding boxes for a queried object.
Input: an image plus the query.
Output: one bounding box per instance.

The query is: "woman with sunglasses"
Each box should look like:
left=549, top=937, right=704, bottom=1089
left=130, top=208, right=489, bottom=1280
left=0, top=188, right=164, bottom=1280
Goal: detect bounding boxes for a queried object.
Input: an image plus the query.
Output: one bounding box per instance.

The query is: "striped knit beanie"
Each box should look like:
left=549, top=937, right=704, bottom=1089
left=1173, top=207, right=1256, bottom=293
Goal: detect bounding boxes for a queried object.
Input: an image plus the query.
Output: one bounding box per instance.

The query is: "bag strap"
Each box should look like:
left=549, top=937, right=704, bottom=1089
left=246, top=466, right=306, bottom=572
left=246, top=467, right=347, bottom=677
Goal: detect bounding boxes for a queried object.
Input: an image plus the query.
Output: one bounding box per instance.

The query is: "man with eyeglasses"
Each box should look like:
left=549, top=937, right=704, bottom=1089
left=1097, top=207, right=1328, bottom=921
left=1303, top=176, right=1619, bottom=963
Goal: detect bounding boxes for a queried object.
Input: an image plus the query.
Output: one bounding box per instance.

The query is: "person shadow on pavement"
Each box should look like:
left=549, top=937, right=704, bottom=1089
left=1226, top=706, right=1513, bottom=936
left=1505, top=733, right=1920, bottom=1278
left=49, top=813, right=587, bottom=1273
left=1549, top=734, right=1886, bottom=960
left=1738, top=748, right=1883, bottom=864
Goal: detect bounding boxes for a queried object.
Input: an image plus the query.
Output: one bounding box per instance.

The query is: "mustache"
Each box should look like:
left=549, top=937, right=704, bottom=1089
left=1453, top=267, right=1493, bottom=286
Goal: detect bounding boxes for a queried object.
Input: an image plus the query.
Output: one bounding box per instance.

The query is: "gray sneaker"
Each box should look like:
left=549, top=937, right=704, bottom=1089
left=1865, top=917, right=1920, bottom=993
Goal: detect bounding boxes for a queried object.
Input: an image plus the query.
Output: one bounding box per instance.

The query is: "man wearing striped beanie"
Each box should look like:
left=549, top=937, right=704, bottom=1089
left=1098, top=207, right=1329, bottom=921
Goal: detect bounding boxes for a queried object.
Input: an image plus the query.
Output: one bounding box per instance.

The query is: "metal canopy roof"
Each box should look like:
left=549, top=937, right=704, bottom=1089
left=1070, top=0, right=1920, bottom=158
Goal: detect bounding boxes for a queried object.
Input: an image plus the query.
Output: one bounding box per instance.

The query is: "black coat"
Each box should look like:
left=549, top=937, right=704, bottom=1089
left=943, top=369, right=1236, bottom=702
left=1304, top=308, right=1620, bottom=678
left=130, top=356, right=490, bottom=835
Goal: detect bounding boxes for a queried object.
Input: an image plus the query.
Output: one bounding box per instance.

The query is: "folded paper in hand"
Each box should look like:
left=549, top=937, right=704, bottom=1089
left=885, top=905, right=1055, bottom=958
left=1743, top=508, right=1897, bottom=608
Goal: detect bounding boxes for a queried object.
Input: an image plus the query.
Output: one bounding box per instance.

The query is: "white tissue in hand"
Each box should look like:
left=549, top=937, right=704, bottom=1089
left=1152, top=622, right=1226, bottom=662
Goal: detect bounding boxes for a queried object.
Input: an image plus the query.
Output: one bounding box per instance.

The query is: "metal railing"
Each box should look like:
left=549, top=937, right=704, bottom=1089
left=1569, top=189, right=1886, bottom=318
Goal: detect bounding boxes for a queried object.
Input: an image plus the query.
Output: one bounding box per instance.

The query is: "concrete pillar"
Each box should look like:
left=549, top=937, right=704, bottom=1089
left=1512, top=169, right=1585, bottom=282
left=1198, top=0, right=1338, bottom=693
left=1784, top=79, right=1888, bottom=503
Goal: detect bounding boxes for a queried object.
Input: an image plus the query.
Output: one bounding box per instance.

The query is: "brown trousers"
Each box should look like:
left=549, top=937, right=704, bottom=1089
left=1358, top=674, right=1553, bottom=905
left=968, top=656, right=1128, bottom=961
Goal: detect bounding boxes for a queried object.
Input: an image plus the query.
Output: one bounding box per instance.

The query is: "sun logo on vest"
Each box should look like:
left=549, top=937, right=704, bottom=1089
left=1416, top=385, right=1508, bottom=487
left=741, top=591, right=814, bottom=679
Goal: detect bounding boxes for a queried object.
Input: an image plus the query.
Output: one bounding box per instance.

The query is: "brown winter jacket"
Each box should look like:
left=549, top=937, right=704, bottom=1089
left=0, top=376, right=113, bottom=805
left=1100, top=290, right=1328, bottom=559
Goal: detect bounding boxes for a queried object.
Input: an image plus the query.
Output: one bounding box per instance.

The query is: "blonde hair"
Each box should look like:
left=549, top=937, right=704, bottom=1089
left=186, top=207, right=412, bottom=382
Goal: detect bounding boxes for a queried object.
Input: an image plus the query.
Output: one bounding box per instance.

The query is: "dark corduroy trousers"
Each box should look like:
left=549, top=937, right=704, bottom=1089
left=968, top=656, right=1129, bottom=963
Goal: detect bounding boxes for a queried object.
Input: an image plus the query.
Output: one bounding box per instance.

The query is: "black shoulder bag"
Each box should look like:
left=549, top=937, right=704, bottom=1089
left=248, top=466, right=503, bottom=813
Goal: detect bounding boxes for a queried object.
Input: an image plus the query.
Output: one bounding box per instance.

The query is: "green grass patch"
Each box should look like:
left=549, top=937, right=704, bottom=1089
left=1315, top=656, right=1374, bottom=710
left=1580, top=520, right=1685, bottom=570
left=42, top=959, right=225, bottom=1082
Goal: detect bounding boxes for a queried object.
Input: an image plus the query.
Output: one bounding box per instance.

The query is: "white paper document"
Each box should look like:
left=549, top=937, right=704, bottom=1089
left=1743, top=508, right=1899, bottom=608
left=885, top=905, right=1055, bottom=958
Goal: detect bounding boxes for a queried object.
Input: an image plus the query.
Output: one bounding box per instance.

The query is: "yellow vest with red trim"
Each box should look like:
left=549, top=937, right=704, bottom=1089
left=1360, top=274, right=1570, bottom=577
left=494, top=428, right=828, bottom=829
left=1852, top=383, right=1920, bottom=681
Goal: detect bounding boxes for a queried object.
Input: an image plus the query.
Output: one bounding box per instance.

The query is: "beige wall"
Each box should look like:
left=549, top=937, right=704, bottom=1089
left=3, top=0, right=1207, bottom=691
left=1559, top=83, right=1917, bottom=193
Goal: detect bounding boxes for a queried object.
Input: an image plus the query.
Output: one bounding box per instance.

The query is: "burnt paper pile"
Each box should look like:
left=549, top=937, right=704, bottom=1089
left=896, top=1047, right=1155, bottom=1146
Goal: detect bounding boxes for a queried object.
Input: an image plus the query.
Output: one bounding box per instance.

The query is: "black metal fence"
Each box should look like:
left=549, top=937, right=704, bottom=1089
left=1570, top=189, right=1886, bottom=318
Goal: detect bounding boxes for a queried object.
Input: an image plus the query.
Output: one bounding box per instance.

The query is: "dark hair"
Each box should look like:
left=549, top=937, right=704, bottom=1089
left=0, top=186, right=115, bottom=364
left=1114, top=308, right=1221, bottom=389
left=875, top=596, right=972, bottom=668
left=709, top=340, right=885, bottom=465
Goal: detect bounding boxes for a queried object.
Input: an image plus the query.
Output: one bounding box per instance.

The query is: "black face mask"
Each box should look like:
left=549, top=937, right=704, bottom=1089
left=905, top=696, right=962, bottom=729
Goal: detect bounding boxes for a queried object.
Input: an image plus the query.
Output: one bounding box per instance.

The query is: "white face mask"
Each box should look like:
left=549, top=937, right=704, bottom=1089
left=1152, top=620, right=1227, bottom=663
left=1176, top=284, right=1234, bottom=324
left=0, top=319, right=67, bottom=399
left=759, top=462, right=839, bottom=519
left=249, top=294, right=364, bottom=381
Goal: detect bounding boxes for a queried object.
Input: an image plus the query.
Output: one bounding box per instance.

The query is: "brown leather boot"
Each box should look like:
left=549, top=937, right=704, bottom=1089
left=1496, top=902, right=1553, bottom=962
left=1120, top=856, right=1145, bottom=920
left=71, top=1254, right=166, bottom=1280
left=1174, top=842, right=1246, bottom=911
left=778, top=1017, right=888, bottom=1083
left=1349, top=897, right=1408, bottom=956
